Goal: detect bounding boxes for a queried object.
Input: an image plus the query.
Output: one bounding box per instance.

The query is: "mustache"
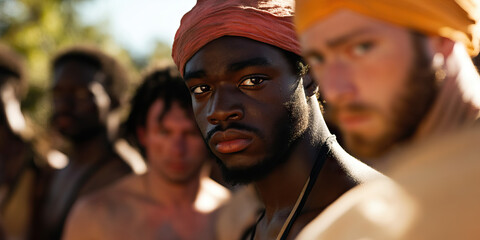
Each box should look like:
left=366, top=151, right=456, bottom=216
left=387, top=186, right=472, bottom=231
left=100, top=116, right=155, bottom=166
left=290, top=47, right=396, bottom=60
left=326, top=102, right=374, bottom=114
left=325, top=102, right=376, bottom=121
left=205, top=122, right=262, bottom=143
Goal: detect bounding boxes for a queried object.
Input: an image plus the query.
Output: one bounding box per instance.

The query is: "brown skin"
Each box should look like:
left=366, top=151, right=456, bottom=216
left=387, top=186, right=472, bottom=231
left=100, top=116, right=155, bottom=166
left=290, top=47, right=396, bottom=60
left=34, top=60, right=131, bottom=240
left=62, top=101, right=230, bottom=240
left=184, top=36, right=382, bottom=239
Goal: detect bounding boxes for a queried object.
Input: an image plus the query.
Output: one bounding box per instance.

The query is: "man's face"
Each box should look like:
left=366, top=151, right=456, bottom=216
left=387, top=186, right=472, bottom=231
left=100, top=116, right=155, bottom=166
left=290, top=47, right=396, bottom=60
left=51, top=60, right=109, bottom=141
left=300, top=10, right=436, bottom=159
left=184, top=36, right=310, bottom=184
left=139, top=99, right=208, bottom=184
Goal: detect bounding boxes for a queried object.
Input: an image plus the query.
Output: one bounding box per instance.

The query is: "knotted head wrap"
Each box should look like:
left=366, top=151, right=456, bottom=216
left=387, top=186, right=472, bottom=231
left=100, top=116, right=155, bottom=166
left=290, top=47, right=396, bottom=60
left=295, top=0, right=480, bottom=56
left=172, top=0, right=301, bottom=76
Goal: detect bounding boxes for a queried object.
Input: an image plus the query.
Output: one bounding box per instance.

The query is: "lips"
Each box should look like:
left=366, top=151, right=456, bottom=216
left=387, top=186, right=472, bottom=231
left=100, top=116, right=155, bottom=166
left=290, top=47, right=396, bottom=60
left=210, top=129, right=254, bottom=154
left=337, top=112, right=370, bottom=130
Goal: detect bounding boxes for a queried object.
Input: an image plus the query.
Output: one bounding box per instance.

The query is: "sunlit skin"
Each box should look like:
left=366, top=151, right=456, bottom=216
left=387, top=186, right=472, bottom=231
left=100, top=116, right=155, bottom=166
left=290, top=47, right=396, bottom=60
left=185, top=37, right=309, bottom=172
left=137, top=100, right=208, bottom=184
left=51, top=60, right=106, bottom=142
left=38, top=58, right=132, bottom=240
left=183, top=36, right=382, bottom=240
left=63, top=99, right=230, bottom=240
left=300, top=10, right=432, bottom=159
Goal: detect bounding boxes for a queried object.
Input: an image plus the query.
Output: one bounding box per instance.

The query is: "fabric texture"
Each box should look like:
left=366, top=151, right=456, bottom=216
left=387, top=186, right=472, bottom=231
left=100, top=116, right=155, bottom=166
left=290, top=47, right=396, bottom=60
left=172, top=0, right=301, bottom=76
left=295, top=0, right=480, bottom=56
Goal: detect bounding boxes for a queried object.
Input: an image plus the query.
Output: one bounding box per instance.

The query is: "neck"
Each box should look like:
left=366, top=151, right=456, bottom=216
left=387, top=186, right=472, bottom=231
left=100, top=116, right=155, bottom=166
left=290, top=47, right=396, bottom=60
left=144, top=169, right=201, bottom=207
left=70, top=131, right=112, bottom=164
left=254, top=99, right=331, bottom=220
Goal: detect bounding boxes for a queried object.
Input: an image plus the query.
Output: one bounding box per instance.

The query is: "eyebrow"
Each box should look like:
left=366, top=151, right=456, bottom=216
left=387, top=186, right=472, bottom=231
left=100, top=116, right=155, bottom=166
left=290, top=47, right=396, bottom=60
left=184, top=57, right=271, bottom=81
left=227, top=57, right=271, bottom=72
left=326, top=28, right=375, bottom=48
left=183, top=70, right=206, bottom=82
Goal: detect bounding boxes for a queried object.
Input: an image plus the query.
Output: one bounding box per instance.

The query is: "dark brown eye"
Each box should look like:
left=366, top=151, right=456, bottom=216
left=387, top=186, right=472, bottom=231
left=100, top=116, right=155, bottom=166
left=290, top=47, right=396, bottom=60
left=240, top=76, right=265, bottom=86
left=191, top=85, right=211, bottom=94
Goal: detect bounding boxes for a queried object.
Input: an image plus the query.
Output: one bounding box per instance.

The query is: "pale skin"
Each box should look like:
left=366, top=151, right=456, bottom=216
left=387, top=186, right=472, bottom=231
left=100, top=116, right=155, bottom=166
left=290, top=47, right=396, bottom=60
left=62, top=101, right=230, bottom=240
left=300, top=9, right=480, bottom=162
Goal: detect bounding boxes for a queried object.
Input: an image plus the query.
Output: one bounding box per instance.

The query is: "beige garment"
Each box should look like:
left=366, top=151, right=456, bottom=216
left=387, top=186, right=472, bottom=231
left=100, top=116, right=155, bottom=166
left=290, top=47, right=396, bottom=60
left=297, top=125, right=480, bottom=240
left=216, top=185, right=263, bottom=240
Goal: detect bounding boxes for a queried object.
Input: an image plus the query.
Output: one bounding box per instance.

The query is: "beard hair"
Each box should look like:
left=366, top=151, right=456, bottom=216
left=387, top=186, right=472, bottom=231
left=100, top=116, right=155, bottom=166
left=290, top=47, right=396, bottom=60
left=340, top=32, right=438, bottom=159
left=211, top=80, right=310, bottom=185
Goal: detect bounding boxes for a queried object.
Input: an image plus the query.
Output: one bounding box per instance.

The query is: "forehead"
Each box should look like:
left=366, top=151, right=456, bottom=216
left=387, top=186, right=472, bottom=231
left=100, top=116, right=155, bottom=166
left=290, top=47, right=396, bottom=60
left=53, top=60, right=99, bottom=87
left=300, top=9, right=409, bottom=49
left=184, top=36, right=288, bottom=77
left=147, top=99, right=195, bottom=126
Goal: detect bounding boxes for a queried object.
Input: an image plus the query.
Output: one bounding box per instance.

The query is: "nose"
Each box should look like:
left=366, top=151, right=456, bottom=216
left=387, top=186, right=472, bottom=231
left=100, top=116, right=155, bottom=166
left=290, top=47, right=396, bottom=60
left=315, top=60, right=356, bottom=104
left=170, top=135, right=187, bottom=158
left=53, top=95, right=74, bottom=115
left=206, top=86, right=244, bottom=125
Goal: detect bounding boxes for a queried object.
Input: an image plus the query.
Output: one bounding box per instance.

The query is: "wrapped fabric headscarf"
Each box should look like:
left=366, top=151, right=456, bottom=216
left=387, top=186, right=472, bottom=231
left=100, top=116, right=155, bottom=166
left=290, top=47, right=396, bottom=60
left=172, top=0, right=301, bottom=76
left=295, top=0, right=480, bottom=56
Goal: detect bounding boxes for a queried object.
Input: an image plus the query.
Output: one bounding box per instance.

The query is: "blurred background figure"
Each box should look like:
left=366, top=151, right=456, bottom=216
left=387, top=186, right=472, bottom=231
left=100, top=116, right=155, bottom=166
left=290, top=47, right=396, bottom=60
left=62, top=65, right=230, bottom=240
left=294, top=0, right=480, bottom=239
left=296, top=0, right=480, bottom=167
left=32, top=46, right=135, bottom=240
left=0, top=43, right=45, bottom=240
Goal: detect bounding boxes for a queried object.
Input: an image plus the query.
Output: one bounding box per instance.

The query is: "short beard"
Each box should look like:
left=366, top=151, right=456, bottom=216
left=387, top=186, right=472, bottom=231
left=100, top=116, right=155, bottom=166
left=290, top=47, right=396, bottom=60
left=211, top=81, right=310, bottom=185
left=343, top=32, right=438, bottom=159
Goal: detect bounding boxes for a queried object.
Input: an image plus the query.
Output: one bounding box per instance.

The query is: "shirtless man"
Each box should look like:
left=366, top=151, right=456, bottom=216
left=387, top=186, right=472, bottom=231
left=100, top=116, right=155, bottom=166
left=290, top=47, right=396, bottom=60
left=172, top=1, right=382, bottom=239
left=33, top=46, right=133, bottom=240
left=62, top=66, right=230, bottom=240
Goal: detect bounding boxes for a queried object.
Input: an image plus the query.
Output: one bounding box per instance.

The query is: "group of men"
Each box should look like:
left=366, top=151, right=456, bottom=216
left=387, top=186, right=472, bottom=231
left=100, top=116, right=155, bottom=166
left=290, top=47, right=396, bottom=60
left=1, top=0, right=479, bottom=239
left=170, top=0, right=480, bottom=239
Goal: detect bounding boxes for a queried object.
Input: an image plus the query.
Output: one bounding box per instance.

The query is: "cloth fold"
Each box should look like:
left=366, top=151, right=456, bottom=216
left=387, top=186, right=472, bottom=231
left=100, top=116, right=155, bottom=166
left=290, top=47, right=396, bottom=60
left=295, top=0, right=480, bottom=56
left=172, top=0, right=301, bottom=76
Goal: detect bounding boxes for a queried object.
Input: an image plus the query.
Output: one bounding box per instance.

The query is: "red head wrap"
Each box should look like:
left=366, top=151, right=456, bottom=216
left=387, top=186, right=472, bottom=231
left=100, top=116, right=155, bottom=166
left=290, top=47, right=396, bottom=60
left=172, top=0, right=301, bottom=76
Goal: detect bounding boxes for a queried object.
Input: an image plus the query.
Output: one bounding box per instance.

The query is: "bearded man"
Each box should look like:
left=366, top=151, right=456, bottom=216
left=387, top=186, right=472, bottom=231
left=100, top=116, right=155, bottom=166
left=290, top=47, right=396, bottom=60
left=294, top=1, right=480, bottom=239
left=172, top=0, right=383, bottom=239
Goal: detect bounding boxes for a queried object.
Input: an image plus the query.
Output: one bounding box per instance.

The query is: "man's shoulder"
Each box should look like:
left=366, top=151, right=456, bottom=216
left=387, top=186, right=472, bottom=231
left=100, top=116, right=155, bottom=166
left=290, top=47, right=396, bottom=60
left=296, top=126, right=480, bottom=240
left=76, top=174, right=143, bottom=213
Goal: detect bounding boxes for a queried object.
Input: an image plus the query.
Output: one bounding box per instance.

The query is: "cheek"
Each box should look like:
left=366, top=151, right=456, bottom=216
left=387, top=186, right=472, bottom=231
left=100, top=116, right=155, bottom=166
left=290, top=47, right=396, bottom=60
left=192, top=102, right=209, bottom=135
left=144, top=134, right=167, bottom=155
left=188, top=137, right=208, bottom=155
left=354, top=45, right=412, bottom=115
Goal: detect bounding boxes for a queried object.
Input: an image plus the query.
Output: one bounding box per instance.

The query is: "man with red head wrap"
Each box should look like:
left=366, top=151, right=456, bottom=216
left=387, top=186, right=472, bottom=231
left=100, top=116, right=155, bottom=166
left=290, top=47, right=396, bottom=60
left=173, top=0, right=383, bottom=239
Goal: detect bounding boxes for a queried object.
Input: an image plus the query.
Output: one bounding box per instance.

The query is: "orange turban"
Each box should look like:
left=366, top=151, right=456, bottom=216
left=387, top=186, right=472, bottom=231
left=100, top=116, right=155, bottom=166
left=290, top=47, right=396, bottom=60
left=172, top=0, right=301, bottom=76
left=295, top=0, right=480, bottom=56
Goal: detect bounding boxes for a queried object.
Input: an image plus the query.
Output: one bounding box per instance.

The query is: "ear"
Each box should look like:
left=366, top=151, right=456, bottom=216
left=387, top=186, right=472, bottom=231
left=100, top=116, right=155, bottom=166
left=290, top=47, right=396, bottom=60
left=302, top=73, right=319, bottom=97
left=136, top=126, right=147, bottom=147
left=428, top=36, right=455, bottom=58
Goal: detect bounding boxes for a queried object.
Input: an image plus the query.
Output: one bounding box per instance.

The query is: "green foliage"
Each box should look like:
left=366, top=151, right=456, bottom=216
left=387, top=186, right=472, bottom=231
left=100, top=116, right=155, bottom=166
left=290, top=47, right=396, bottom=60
left=0, top=0, right=140, bottom=127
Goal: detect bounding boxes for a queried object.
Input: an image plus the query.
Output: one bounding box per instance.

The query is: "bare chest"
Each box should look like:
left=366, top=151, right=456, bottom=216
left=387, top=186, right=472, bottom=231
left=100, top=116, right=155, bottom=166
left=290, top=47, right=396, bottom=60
left=104, top=202, right=217, bottom=240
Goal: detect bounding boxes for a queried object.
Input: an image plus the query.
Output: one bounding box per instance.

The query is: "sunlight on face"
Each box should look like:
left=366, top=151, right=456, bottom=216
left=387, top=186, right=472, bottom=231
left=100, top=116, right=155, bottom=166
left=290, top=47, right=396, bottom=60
left=141, top=100, right=208, bottom=184
left=300, top=10, right=435, bottom=159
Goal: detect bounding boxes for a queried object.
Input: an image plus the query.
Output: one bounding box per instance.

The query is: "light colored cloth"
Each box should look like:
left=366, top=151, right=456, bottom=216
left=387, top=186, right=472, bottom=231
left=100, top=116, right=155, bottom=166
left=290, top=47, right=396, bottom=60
left=172, top=0, right=301, bottom=76
left=296, top=125, right=480, bottom=240
left=295, top=0, right=480, bottom=56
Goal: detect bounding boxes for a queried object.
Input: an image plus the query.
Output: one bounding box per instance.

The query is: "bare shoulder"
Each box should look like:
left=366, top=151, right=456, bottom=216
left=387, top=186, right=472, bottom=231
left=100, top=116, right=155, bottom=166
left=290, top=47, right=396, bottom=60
left=62, top=174, right=143, bottom=240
